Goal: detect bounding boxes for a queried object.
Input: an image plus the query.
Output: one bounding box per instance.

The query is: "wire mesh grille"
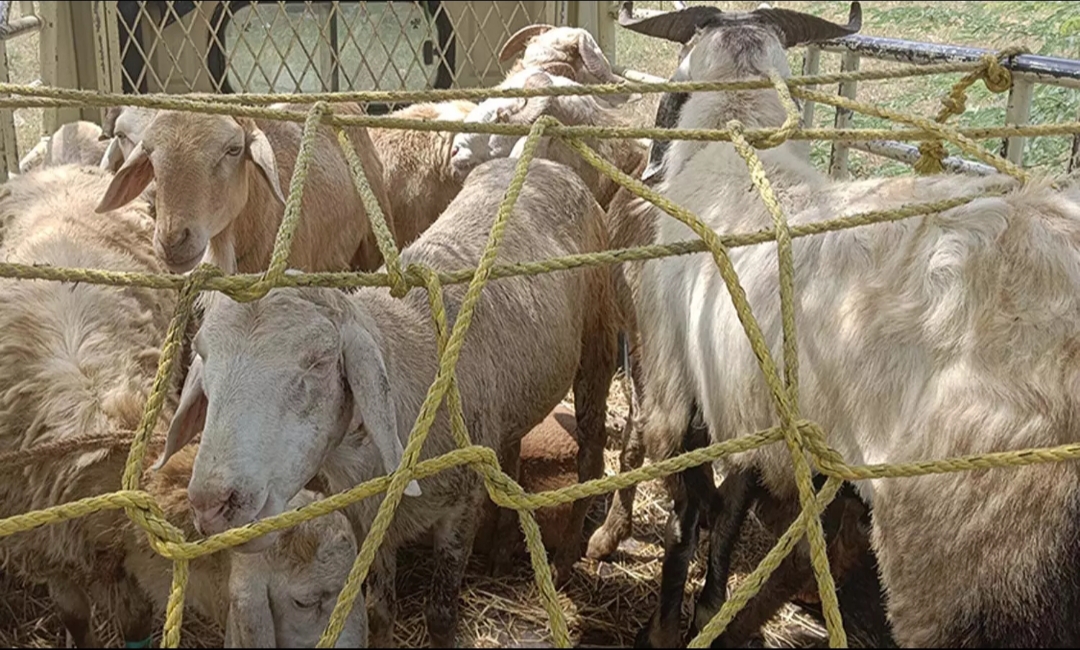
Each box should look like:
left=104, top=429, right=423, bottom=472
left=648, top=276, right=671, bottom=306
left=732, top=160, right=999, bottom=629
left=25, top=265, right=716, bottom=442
left=107, top=1, right=556, bottom=109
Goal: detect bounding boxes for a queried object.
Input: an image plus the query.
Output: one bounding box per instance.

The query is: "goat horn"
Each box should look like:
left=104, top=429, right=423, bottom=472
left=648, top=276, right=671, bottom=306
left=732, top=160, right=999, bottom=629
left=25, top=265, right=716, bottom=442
left=543, top=61, right=578, bottom=80
left=517, top=73, right=556, bottom=123
left=617, top=1, right=724, bottom=44
left=754, top=1, right=862, bottom=48
left=499, top=24, right=556, bottom=62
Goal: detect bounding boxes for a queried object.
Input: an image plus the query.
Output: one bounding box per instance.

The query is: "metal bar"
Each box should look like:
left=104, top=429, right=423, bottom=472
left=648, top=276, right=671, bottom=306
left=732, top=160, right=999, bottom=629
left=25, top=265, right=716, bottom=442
left=814, top=33, right=1080, bottom=90
left=848, top=139, right=997, bottom=176
left=1072, top=103, right=1080, bottom=174
left=0, top=14, right=40, bottom=41
left=1003, top=76, right=1034, bottom=166
left=611, top=62, right=664, bottom=84
left=829, top=51, right=860, bottom=180
left=796, top=45, right=821, bottom=161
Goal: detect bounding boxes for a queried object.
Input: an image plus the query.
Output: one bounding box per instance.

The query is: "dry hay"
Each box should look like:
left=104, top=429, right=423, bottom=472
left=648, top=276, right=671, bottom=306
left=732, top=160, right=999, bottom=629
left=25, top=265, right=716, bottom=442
left=0, top=373, right=885, bottom=648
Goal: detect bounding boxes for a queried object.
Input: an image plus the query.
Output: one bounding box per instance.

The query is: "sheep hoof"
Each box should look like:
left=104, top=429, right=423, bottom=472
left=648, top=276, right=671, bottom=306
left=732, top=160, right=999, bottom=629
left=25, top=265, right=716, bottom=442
left=585, top=523, right=625, bottom=560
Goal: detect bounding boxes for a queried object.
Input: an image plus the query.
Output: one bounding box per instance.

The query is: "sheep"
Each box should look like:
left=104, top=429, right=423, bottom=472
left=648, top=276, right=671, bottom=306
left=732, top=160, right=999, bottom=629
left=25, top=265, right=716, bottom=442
left=17, top=121, right=110, bottom=173
left=92, top=102, right=397, bottom=276
left=449, top=67, right=648, bottom=210
left=99, top=105, right=158, bottom=172
left=367, top=100, right=478, bottom=250
left=152, top=156, right=620, bottom=647
left=619, top=1, right=1080, bottom=647
left=473, top=404, right=581, bottom=562
left=0, top=164, right=363, bottom=648
left=498, top=23, right=636, bottom=107
left=139, top=445, right=367, bottom=648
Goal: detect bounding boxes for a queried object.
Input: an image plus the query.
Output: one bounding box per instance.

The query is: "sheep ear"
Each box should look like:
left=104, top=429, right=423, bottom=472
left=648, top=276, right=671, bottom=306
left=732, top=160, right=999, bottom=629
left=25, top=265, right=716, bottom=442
left=245, top=126, right=286, bottom=207
left=99, top=138, right=126, bottom=173
left=96, top=142, right=153, bottom=213
left=341, top=319, right=421, bottom=497
left=154, top=355, right=207, bottom=471
left=224, top=571, right=276, bottom=648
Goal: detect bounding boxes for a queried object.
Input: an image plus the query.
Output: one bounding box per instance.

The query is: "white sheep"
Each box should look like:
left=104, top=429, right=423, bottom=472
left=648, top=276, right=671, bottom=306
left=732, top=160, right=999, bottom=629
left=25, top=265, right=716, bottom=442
left=99, top=106, right=158, bottom=172
left=620, top=1, right=1080, bottom=647
left=153, top=156, right=620, bottom=647
left=367, top=100, right=478, bottom=250
left=498, top=23, right=637, bottom=107
left=449, top=67, right=648, bottom=210
left=93, top=102, right=397, bottom=276
left=17, top=121, right=111, bottom=173
left=0, top=164, right=364, bottom=648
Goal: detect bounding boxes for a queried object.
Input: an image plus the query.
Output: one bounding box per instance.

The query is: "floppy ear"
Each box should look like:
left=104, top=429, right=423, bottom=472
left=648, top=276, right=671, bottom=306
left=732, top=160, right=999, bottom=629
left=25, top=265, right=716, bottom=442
left=341, top=318, right=421, bottom=497
left=224, top=568, right=276, bottom=648
left=99, top=138, right=127, bottom=173
left=153, top=355, right=207, bottom=471
left=96, top=141, right=153, bottom=213
left=244, top=124, right=287, bottom=206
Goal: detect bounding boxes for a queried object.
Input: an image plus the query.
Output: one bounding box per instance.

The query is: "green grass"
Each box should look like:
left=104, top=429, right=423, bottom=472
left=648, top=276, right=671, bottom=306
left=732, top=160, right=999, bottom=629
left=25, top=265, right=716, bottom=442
left=615, top=1, right=1080, bottom=178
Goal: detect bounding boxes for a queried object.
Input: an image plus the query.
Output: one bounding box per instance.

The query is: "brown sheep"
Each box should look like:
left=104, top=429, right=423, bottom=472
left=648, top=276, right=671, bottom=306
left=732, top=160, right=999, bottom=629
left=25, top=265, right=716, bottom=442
left=93, top=102, right=397, bottom=276
left=368, top=100, right=478, bottom=250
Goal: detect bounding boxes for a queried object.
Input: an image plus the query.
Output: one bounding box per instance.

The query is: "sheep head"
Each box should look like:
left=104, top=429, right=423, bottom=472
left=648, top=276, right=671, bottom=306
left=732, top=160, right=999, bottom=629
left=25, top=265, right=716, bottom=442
left=225, top=489, right=367, bottom=648
left=450, top=68, right=585, bottom=181
left=94, top=110, right=286, bottom=275
left=622, top=1, right=861, bottom=180
left=155, top=286, right=419, bottom=550
left=99, top=106, right=157, bottom=173
left=499, top=24, right=637, bottom=107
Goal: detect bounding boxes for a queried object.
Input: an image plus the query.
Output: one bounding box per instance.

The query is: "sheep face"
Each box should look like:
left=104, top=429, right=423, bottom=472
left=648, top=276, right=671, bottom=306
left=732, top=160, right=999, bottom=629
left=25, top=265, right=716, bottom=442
left=226, top=491, right=367, bottom=648
left=156, top=287, right=416, bottom=550
left=449, top=69, right=571, bottom=181
left=100, top=106, right=158, bottom=172
left=449, top=102, right=518, bottom=182
left=94, top=110, right=287, bottom=274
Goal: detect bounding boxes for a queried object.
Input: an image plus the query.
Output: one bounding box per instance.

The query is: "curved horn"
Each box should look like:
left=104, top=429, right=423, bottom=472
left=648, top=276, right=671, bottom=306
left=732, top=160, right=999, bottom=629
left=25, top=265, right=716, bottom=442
left=516, top=73, right=556, bottom=123
left=754, top=1, right=862, bottom=48
left=499, top=24, right=556, bottom=62
left=617, top=1, right=724, bottom=44
left=540, top=61, right=577, bottom=81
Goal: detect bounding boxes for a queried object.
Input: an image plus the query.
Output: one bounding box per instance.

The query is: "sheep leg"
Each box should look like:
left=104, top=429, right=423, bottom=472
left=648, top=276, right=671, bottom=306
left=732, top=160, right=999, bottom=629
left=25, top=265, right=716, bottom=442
left=690, top=466, right=762, bottom=646
left=367, top=544, right=399, bottom=648
left=115, top=571, right=155, bottom=647
left=48, top=577, right=96, bottom=648
left=588, top=334, right=646, bottom=560
left=426, top=485, right=482, bottom=648
left=487, top=436, right=523, bottom=577
left=553, top=310, right=618, bottom=586
left=634, top=463, right=711, bottom=648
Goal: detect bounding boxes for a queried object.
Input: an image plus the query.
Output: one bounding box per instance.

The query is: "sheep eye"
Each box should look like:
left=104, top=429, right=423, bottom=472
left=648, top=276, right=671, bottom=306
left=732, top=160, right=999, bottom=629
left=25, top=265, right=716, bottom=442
left=116, top=132, right=128, bottom=141
left=225, top=144, right=243, bottom=157
left=292, top=597, right=319, bottom=610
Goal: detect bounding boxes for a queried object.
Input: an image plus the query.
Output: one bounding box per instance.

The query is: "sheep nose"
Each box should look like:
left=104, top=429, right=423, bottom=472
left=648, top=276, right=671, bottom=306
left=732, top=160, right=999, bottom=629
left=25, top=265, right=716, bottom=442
left=166, top=227, right=191, bottom=249
left=189, top=488, right=234, bottom=536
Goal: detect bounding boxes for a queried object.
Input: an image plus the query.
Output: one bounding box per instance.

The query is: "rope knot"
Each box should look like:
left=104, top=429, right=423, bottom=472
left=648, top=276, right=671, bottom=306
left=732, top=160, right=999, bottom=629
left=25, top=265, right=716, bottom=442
left=981, top=53, right=1013, bottom=93
left=914, top=140, right=948, bottom=175
left=387, top=264, right=410, bottom=299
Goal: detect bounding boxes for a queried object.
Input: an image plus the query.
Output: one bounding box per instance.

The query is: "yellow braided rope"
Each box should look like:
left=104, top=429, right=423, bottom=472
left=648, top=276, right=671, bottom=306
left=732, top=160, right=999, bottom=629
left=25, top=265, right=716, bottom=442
left=3, top=46, right=1080, bottom=648
left=914, top=46, right=1025, bottom=173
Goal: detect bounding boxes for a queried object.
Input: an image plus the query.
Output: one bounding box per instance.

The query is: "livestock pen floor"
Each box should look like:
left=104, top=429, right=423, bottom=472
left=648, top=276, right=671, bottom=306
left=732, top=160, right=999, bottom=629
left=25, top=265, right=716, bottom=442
left=0, top=374, right=886, bottom=649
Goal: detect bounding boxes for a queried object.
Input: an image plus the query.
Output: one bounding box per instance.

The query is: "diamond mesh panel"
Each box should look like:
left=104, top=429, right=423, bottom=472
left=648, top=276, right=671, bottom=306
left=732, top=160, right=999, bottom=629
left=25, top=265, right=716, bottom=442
left=109, top=1, right=557, bottom=107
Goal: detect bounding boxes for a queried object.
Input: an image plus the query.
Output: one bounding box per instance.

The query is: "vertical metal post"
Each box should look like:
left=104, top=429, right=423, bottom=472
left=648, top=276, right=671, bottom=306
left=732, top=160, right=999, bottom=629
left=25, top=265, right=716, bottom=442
left=1003, top=76, right=1034, bottom=167
left=829, top=50, right=859, bottom=179
left=795, top=45, right=820, bottom=162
